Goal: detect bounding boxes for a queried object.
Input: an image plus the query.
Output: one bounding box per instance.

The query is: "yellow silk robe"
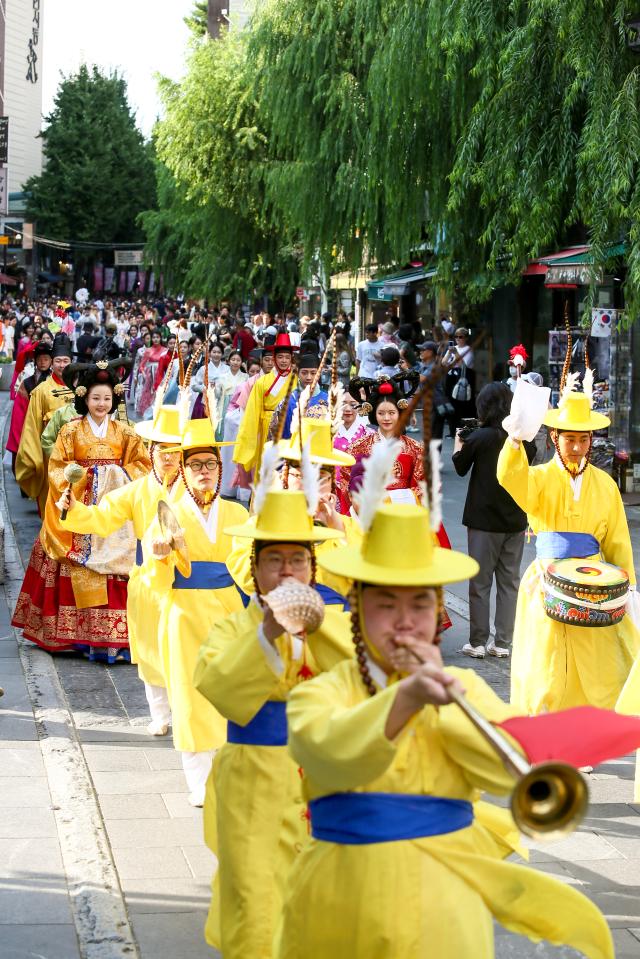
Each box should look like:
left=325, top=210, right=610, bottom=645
left=498, top=440, right=639, bottom=713
left=61, top=473, right=183, bottom=687
left=41, top=403, right=77, bottom=457
left=233, top=369, right=295, bottom=473
left=15, top=375, right=74, bottom=513
left=276, top=662, right=614, bottom=959
left=193, top=600, right=352, bottom=958
left=41, top=418, right=150, bottom=608
left=153, top=495, right=248, bottom=753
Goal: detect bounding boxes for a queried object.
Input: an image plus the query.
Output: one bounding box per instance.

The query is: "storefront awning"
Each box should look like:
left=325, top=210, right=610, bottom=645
left=367, top=266, right=437, bottom=301
left=523, top=243, right=627, bottom=278
left=0, top=272, right=17, bottom=285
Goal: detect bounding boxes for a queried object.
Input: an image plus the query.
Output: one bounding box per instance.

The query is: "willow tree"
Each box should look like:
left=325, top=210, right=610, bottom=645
left=144, top=29, right=300, bottom=301
left=250, top=0, right=640, bottom=306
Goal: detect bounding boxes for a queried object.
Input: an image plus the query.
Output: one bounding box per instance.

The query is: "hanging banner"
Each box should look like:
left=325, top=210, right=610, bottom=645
left=104, top=267, right=115, bottom=292
left=93, top=264, right=104, bottom=291
left=148, top=272, right=155, bottom=293
left=137, top=269, right=147, bottom=293
left=591, top=308, right=616, bottom=338
left=127, top=270, right=137, bottom=292
left=118, top=271, right=127, bottom=293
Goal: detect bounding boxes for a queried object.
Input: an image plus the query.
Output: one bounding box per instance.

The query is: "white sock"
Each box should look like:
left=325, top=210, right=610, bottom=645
left=144, top=683, right=171, bottom=726
left=181, top=751, right=214, bottom=794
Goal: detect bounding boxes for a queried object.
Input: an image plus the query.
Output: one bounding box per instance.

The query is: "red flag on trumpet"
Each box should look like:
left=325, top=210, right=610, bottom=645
left=498, top=707, right=640, bottom=769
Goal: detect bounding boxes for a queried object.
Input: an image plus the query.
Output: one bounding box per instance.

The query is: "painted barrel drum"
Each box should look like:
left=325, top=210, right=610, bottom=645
left=543, top=559, right=629, bottom=628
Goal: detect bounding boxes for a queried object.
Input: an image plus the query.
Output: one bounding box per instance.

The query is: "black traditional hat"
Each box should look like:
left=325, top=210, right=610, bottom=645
left=51, top=333, right=73, bottom=359
left=33, top=342, right=53, bottom=359
left=348, top=372, right=420, bottom=423
left=298, top=353, right=320, bottom=370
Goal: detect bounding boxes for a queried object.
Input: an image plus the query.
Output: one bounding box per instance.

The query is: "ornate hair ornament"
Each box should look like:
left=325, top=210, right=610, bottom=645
left=75, top=385, right=87, bottom=397
left=96, top=360, right=109, bottom=370
left=114, top=383, right=125, bottom=396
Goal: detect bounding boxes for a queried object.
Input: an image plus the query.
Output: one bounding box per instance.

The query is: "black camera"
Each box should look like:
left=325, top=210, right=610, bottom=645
left=457, top=417, right=480, bottom=442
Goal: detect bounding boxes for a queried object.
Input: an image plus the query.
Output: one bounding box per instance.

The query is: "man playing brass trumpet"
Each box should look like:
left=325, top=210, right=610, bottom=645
left=275, top=440, right=637, bottom=959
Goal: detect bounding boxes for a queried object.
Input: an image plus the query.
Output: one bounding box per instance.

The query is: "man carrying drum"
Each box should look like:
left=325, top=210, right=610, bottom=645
left=498, top=374, right=639, bottom=715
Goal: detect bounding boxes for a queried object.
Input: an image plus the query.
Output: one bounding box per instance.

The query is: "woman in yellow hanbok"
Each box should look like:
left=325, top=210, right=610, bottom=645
left=150, top=418, right=248, bottom=805
left=276, top=493, right=617, bottom=959
left=497, top=388, right=639, bottom=714
left=57, top=406, right=183, bottom=734
left=193, top=478, right=352, bottom=958
left=12, top=360, right=151, bottom=662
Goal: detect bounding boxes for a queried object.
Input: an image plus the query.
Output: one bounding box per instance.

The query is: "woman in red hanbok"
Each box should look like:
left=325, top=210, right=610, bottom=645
left=135, top=331, right=170, bottom=418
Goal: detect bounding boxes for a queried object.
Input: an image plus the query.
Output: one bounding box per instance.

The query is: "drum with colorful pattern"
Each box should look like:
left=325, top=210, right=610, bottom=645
left=543, top=559, right=629, bottom=628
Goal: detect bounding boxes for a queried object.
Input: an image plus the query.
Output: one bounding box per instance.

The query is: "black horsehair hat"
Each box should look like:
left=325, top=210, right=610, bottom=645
left=51, top=333, right=73, bottom=359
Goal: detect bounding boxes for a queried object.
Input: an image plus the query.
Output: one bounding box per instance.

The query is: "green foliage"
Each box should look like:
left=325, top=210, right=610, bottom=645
left=249, top=0, right=640, bottom=309
left=184, top=0, right=209, bottom=37
left=144, top=30, right=300, bottom=301
left=146, top=0, right=640, bottom=312
left=25, top=65, right=155, bottom=245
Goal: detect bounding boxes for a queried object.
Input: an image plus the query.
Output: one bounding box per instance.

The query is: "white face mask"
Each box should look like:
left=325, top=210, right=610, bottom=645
left=508, top=365, right=518, bottom=378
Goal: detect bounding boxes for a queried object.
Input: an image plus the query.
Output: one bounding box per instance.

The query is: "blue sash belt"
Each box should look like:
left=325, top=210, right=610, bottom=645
left=135, top=540, right=143, bottom=567
left=309, top=792, right=474, bottom=844
left=315, top=583, right=350, bottom=609
left=535, top=531, right=600, bottom=561
left=173, top=561, right=234, bottom=590
left=227, top=700, right=287, bottom=746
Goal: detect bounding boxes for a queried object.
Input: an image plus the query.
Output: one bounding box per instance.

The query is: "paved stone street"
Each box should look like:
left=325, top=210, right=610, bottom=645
left=1, top=390, right=640, bottom=958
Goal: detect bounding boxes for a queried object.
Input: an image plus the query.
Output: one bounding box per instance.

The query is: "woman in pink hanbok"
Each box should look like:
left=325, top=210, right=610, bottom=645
left=334, top=392, right=372, bottom=514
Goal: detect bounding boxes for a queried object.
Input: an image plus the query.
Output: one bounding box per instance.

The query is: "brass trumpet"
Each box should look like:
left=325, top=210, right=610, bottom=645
left=449, top=688, right=589, bottom=841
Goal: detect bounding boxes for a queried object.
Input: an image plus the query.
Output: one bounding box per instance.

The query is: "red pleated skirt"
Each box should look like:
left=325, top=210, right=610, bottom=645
left=12, top=537, right=130, bottom=663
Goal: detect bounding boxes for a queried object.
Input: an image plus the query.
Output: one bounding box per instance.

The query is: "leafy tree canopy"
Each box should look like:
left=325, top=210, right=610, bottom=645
left=184, top=0, right=209, bottom=38
left=25, top=64, right=156, bottom=245
left=249, top=0, right=640, bottom=305
left=145, top=30, right=300, bottom=301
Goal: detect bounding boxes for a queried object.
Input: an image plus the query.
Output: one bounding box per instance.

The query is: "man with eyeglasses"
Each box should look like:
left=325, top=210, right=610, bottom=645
left=194, top=484, right=352, bottom=958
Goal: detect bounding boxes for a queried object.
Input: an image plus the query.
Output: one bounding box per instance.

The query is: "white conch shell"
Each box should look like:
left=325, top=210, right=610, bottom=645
left=263, top=578, right=325, bottom=635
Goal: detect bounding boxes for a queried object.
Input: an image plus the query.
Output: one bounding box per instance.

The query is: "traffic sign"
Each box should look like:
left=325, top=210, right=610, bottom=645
left=0, top=236, right=9, bottom=246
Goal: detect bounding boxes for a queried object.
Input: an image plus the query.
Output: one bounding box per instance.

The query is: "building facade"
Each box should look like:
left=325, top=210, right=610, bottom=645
left=3, top=0, right=43, bottom=198
left=207, top=0, right=250, bottom=38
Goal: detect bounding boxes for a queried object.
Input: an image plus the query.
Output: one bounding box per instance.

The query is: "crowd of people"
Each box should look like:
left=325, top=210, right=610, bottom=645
left=3, top=289, right=640, bottom=959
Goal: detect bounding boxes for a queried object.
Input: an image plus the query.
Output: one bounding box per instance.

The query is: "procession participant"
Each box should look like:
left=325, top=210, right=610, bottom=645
left=276, top=459, right=635, bottom=959
left=272, top=352, right=328, bottom=440
left=15, top=333, right=74, bottom=514
left=22, top=342, right=53, bottom=396
left=228, top=415, right=357, bottom=610
left=12, top=360, right=151, bottom=662
left=337, top=375, right=424, bottom=509
left=194, top=458, right=351, bottom=958
left=150, top=417, right=248, bottom=804
left=498, top=373, right=639, bottom=713
left=56, top=406, right=183, bottom=735
left=233, top=331, right=297, bottom=475
left=6, top=343, right=50, bottom=475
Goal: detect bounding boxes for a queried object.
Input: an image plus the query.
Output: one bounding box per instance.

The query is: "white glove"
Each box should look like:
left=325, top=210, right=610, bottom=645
left=502, top=378, right=551, bottom=443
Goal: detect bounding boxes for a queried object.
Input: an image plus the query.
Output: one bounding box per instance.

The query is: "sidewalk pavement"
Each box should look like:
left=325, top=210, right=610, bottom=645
left=1, top=395, right=640, bottom=958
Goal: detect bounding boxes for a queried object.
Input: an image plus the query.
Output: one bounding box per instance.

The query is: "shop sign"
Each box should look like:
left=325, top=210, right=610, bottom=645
left=26, top=0, right=40, bottom=83
left=0, top=118, right=9, bottom=164
left=545, top=264, right=603, bottom=286
left=114, top=249, right=144, bottom=267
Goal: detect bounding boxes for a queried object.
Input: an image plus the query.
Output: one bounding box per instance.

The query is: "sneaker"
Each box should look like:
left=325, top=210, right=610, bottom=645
left=188, top=788, right=206, bottom=808
left=147, top=720, right=170, bottom=737
left=462, top=644, right=485, bottom=659
left=486, top=641, right=510, bottom=659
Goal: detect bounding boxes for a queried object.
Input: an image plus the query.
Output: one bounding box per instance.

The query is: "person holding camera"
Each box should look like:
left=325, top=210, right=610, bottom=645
left=452, top=383, right=536, bottom=658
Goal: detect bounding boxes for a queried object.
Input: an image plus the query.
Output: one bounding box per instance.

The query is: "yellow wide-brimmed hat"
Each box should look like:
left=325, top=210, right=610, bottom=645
left=224, top=490, right=343, bottom=542
left=164, top=417, right=235, bottom=452
left=318, top=503, right=479, bottom=586
left=135, top=406, right=182, bottom=445
left=543, top=392, right=610, bottom=432
left=279, top=418, right=355, bottom=468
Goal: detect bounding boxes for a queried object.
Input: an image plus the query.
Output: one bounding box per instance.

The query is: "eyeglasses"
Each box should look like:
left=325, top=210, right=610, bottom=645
left=187, top=459, right=219, bottom=473
left=260, top=552, right=311, bottom=572
left=455, top=335, right=466, bottom=340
